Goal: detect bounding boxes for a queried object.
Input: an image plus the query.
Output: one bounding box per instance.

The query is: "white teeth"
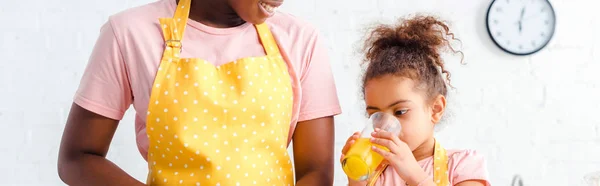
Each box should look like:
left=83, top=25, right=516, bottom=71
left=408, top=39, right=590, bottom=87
left=259, top=1, right=277, bottom=13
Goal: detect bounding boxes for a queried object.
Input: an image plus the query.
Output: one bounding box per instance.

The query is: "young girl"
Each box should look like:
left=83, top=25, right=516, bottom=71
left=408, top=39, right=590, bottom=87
left=341, top=15, right=491, bottom=186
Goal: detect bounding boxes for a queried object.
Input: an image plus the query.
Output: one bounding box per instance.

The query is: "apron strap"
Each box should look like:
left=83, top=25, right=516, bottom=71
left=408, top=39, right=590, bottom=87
left=159, top=0, right=191, bottom=58
left=163, top=0, right=279, bottom=58
left=173, top=0, right=192, bottom=34
left=255, top=23, right=281, bottom=56
left=432, top=139, right=450, bottom=185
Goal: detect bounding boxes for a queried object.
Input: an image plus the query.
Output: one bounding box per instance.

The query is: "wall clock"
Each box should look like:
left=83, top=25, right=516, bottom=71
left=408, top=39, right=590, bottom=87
left=486, top=0, right=556, bottom=56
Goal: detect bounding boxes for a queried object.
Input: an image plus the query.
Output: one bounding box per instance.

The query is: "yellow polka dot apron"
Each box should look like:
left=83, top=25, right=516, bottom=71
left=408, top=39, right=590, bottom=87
left=145, top=0, right=294, bottom=185
left=367, top=140, right=450, bottom=186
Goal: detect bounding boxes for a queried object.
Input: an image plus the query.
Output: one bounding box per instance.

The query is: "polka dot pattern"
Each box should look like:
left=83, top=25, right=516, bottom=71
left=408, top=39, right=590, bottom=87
left=430, top=140, right=450, bottom=186
left=146, top=0, right=294, bottom=185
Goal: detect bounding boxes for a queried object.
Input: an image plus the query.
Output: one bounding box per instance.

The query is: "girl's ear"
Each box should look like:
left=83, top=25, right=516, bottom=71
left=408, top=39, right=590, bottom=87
left=431, top=95, right=446, bottom=124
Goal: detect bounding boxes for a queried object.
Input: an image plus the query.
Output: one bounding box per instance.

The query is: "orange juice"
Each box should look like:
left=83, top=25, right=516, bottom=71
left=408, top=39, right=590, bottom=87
left=342, top=138, right=388, bottom=181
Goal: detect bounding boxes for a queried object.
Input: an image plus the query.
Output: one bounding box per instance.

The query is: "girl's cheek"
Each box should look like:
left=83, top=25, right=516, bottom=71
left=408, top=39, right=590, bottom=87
left=398, top=125, right=413, bottom=141
left=397, top=115, right=411, bottom=132
left=399, top=125, right=420, bottom=144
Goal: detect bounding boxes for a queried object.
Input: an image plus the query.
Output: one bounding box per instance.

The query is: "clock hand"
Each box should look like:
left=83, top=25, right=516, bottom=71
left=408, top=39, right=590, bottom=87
left=518, top=7, right=525, bottom=33
left=520, top=7, right=526, bottom=20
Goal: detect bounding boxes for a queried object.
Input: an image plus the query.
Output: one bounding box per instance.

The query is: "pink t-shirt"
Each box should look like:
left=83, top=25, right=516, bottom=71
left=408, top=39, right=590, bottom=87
left=375, top=150, right=491, bottom=186
left=74, top=0, right=341, bottom=160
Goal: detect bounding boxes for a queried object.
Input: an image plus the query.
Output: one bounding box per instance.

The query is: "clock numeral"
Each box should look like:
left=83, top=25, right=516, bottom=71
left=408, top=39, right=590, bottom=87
left=506, top=40, right=511, bottom=45
left=496, top=32, right=502, bottom=37
left=541, top=32, right=545, bottom=37
left=519, top=45, right=523, bottom=50
left=493, top=19, right=499, bottom=24
left=496, top=7, right=503, bottom=12
left=531, top=40, right=536, bottom=47
left=544, top=20, right=550, bottom=25
left=541, top=7, right=546, bottom=12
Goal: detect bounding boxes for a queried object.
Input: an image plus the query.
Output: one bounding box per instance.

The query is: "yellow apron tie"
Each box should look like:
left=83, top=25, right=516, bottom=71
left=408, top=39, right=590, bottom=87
left=367, top=139, right=450, bottom=186
left=145, top=0, right=295, bottom=185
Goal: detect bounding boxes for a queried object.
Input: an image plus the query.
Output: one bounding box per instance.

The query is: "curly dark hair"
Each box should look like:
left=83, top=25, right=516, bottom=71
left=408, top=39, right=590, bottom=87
left=361, top=15, right=463, bottom=101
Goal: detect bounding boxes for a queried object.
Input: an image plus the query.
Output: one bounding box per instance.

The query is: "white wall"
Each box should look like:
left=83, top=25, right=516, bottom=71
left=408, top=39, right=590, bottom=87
left=1, top=0, right=599, bottom=185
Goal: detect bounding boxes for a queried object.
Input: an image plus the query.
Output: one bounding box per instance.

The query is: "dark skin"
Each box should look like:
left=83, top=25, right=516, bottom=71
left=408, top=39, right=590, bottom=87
left=58, top=104, right=145, bottom=186
left=184, top=0, right=270, bottom=27
left=58, top=0, right=335, bottom=185
left=292, top=117, right=335, bottom=185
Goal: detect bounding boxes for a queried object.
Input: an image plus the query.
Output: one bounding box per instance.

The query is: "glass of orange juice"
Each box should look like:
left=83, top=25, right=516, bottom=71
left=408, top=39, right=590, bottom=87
left=341, top=112, right=401, bottom=181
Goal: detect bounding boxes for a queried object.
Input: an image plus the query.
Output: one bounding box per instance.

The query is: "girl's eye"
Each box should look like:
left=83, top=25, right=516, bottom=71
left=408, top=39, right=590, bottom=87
left=394, top=110, right=408, bottom=116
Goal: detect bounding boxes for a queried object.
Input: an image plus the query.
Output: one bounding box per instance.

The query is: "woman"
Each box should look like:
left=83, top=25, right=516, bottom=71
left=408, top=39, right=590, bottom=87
left=57, top=0, right=341, bottom=185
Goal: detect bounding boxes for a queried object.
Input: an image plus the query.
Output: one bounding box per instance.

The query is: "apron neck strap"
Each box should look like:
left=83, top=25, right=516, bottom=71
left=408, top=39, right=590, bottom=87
left=165, top=0, right=279, bottom=57
left=159, top=0, right=191, bottom=57
left=255, top=23, right=281, bottom=56
left=432, top=139, right=450, bottom=185
left=172, top=0, right=191, bottom=40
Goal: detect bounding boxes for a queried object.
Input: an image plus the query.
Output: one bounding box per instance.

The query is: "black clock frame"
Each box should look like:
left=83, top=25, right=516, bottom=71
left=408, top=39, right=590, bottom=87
left=485, top=0, right=557, bottom=56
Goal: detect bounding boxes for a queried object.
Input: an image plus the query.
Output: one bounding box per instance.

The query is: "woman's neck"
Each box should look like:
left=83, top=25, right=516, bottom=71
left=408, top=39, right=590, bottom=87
left=176, top=0, right=246, bottom=28
left=412, top=137, right=435, bottom=161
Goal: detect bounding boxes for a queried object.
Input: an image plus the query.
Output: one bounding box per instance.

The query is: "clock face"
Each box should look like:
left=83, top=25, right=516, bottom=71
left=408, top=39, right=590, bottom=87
left=486, top=0, right=556, bottom=55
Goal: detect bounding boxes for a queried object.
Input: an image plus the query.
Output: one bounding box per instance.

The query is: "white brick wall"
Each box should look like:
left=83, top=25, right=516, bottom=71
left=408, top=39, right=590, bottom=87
left=1, top=0, right=599, bottom=185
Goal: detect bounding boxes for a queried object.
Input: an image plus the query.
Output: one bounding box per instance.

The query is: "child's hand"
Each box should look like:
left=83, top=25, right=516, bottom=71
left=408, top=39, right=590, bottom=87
left=370, top=129, right=429, bottom=185
left=340, top=132, right=367, bottom=186
left=340, top=132, right=360, bottom=161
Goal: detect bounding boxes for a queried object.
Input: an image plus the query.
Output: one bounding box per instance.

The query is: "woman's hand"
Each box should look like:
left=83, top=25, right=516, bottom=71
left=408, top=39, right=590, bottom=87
left=370, top=129, right=430, bottom=186
left=340, top=132, right=367, bottom=186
